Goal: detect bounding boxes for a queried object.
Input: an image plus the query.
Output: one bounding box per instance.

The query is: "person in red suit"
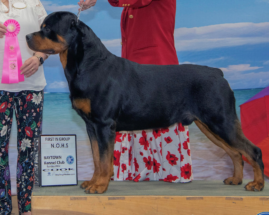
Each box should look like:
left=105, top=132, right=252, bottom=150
left=78, top=0, right=193, bottom=183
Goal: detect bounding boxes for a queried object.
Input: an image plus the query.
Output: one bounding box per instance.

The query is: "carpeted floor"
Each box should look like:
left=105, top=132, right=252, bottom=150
left=33, top=180, right=269, bottom=197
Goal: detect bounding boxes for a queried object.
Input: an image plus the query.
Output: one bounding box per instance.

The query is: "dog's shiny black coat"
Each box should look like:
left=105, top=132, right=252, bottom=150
left=39, top=14, right=233, bottom=137
left=26, top=12, right=264, bottom=193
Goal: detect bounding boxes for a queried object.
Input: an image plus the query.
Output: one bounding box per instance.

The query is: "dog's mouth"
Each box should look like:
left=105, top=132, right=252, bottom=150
left=39, top=49, right=55, bottom=54
left=26, top=33, right=67, bottom=55
left=27, top=43, right=55, bottom=54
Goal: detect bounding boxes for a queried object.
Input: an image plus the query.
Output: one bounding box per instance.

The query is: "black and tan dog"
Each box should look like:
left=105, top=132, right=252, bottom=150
left=26, top=12, right=264, bottom=194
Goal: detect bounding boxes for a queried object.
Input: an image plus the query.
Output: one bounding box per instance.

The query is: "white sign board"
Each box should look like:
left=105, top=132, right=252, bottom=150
left=40, top=135, right=78, bottom=187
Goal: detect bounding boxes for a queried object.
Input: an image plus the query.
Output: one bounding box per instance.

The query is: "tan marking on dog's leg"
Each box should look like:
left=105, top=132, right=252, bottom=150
left=82, top=139, right=114, bottom=194
left=42, top=24, right=46, bottom=28
left=234, top=122, right=264, bottom=191
left=87, top=153, right=113, bottom=194
left=241, top=153, right=264, bottom=191
left=194, top=120, right=243, bottom=185
left=59, top=49, right=68, bottom=69
left=80, top=139, right=100, bottom=189
left=73, top=98, right=91, bottom=115
left=83, top=139, right=114, bottom=193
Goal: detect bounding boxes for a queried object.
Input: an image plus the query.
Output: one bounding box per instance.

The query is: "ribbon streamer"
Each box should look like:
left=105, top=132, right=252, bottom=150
left=2, top=19, right=24, bottom=84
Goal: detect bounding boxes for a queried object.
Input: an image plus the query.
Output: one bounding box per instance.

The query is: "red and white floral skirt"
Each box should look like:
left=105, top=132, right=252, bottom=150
left=112, top=123, right=193, bottom=183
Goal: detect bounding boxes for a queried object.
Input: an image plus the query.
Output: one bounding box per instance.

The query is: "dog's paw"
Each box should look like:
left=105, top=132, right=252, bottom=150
left=80, top=180, right=95, bottom=189
left=223, top=177, right=242, bottom=185
left=244, top=181, right=264, bottom=191
left=85, top=184, right=108, bottom=194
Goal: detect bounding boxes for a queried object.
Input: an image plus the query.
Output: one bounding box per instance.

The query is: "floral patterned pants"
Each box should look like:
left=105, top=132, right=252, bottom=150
left=0, top=90, right=43, bottom=215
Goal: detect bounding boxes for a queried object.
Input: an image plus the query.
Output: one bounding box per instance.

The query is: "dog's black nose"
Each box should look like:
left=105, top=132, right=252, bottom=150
left=26, top=34, right=32, bottom=41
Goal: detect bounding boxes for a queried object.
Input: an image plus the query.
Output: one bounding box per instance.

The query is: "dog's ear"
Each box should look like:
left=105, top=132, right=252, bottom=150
left=75, top=22, right=86, bottom=37
left=70, top=19, right=76, bottom=28
left=69, top=18, right=85, bottom=37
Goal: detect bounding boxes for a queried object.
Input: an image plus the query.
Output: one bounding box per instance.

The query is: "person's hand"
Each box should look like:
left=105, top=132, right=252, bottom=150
left=20, top=56, right=40, bottom=78
left=0, top=23, right=7, bottom=38
left=78, top=0, right=97, bottom=11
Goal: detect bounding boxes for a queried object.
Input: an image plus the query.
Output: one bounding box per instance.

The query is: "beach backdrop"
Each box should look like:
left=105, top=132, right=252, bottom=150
left=5, top=0, right=269, bottom=194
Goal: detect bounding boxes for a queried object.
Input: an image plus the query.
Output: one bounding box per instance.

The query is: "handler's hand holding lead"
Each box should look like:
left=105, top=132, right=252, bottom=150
left=20, top=56, right=40, bottom=78
left=0, top=23, right=7, bottom=38
left=78, top=0, right=97, bottom=11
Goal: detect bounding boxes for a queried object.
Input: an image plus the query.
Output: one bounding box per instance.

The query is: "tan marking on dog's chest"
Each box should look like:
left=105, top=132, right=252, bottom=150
left=59, top=49, right=68, bottom=69
left=73, top=98, right=91, bottom=115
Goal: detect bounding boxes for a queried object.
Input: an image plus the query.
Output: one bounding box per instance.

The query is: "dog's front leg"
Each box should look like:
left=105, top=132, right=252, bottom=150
left=81, top=121, right=115, bottom=194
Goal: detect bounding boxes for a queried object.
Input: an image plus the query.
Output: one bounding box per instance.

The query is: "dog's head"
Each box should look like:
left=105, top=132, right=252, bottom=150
left=26, top=12, right=81, bottom=54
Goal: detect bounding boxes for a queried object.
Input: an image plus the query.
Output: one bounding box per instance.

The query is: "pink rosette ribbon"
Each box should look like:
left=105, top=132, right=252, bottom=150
left=1, top=19, right=24, bottom=84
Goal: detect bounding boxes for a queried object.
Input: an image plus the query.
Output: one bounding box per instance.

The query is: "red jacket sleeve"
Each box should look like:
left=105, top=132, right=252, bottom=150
left=108, top=0, right=153, bottom=8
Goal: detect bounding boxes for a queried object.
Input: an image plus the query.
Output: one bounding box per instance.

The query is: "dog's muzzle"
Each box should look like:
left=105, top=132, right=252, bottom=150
left=26, top=34, right=33, bottom=42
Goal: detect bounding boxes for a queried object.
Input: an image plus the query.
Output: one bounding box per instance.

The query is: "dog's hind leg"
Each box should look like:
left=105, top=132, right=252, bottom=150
left=232, top=120, right=264, bottom=191
left=194, top=120, right=243, bottom=185
left=195, top=119, right=264, bottom=191
left=80, top=122, right=115, bottom=194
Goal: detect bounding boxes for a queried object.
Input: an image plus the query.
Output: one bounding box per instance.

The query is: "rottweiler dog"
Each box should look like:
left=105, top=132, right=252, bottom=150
left=26, top=12, right=264, bottom=194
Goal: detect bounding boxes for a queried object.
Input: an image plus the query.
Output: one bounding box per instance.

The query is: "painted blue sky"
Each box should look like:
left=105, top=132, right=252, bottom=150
left=40, top=0, right=269, bottom=92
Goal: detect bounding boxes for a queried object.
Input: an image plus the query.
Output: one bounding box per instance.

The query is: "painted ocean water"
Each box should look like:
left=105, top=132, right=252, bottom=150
left=8, top=88, right=268, bottom=194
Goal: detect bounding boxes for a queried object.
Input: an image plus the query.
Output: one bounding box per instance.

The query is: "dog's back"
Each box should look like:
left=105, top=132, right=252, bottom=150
left=115, top=62, right=231, bottom=131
